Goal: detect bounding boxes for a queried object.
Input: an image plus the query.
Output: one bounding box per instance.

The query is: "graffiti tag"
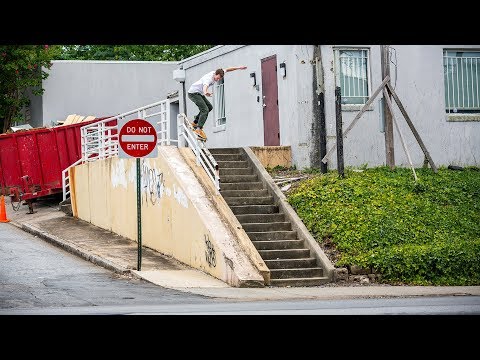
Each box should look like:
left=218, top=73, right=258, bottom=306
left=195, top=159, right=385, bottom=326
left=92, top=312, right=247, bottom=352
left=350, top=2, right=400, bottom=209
left=204, top=234, right=216, bottom=267
left=141, top=160, right=164, bottom=206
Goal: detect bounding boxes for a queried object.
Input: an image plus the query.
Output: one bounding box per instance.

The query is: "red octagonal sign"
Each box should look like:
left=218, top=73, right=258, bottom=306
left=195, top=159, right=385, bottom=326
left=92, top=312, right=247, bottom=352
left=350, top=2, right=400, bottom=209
left=119, top=119, right=158, bottom=158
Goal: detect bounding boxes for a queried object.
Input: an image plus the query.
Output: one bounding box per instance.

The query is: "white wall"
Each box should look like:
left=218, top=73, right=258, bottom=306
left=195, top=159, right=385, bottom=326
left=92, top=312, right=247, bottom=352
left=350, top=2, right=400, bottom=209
left=179, top=44, right=479, bottom=169
left=36, top=46, right=479, bottom=169
left=321, top=45, right=480, bottom=168
left=179, top=45, right=316, bottom=169
left=40, top=60, right=179, bottom=126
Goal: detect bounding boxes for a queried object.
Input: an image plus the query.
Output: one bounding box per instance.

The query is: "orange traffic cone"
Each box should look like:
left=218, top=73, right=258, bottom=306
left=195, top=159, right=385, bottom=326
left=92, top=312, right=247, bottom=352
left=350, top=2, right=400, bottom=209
left=0, top=195, right=10, bottom=223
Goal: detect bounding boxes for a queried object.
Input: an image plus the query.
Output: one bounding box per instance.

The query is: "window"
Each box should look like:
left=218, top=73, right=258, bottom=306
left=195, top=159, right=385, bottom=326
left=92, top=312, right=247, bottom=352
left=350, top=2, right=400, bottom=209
left=334, top=48, right=370, bottom=105
left=213, top=77, right=226, bottom=126
left=443, top=50, right=480, bottom=113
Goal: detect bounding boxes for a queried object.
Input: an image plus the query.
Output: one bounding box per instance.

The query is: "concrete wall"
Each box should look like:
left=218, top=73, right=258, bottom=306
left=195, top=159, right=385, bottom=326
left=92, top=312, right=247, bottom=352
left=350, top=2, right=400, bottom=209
left=178, top=45, right=316, bottom=169
left=39, top=60, right=179, bottom=127
left=250, top=146, right=292, bottom=169
left=178, top=44, right=480, bottom=169
left=321, top=44, right=480, bottom=168
left=69, top=145, right=264, bottom=287
left=26, top=87, right=44, bottom=128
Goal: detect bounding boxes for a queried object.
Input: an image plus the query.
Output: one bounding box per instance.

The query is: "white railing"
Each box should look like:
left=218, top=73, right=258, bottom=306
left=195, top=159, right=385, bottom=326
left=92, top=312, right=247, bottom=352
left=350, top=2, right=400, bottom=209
left=62, top=99, right=171, bottom=200
left=81, top=118, right=119, bottom=163
left=62, top=158, right=83, bottom=201
left=80, top=99, right=171, bottom=164
left=444, top=52, right=480, bottom=112
left=177, top=113, right=220, bottom=193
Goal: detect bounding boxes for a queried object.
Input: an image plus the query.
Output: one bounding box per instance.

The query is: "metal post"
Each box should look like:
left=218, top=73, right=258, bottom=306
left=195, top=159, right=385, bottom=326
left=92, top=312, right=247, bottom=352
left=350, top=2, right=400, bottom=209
left=182, top=81, right=187, bottom=116
left=335, top=86, right=344, bottom=178
left=136, top=157, right=142, bottom=271
left=313, top=45, right=327, bottom=174
left=318, top=91, right=327, bottom=173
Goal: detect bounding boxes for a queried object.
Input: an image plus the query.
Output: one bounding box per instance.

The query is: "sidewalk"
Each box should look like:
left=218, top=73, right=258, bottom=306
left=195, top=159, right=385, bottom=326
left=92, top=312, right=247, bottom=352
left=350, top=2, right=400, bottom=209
left=5, top=197, right=480, bottom=301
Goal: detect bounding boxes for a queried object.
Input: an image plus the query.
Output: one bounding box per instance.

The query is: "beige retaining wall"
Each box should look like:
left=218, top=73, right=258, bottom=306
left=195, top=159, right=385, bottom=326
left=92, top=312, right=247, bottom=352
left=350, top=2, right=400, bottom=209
left=250, top=146, right=292, bottom=169
left=70, top=145, right=264, bottom=287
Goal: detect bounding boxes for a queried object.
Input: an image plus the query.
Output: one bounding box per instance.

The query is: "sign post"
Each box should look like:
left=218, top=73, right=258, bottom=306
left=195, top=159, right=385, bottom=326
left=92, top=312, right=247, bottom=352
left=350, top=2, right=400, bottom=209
left=118, top=118, right=158, bottom=271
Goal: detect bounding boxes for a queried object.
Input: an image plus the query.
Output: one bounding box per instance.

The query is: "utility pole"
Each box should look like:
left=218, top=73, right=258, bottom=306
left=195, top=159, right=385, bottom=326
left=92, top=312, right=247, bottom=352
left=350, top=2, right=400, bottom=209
left=381, top=45, right=395, bottom=169
left=312, top=45, right=328, bottom=173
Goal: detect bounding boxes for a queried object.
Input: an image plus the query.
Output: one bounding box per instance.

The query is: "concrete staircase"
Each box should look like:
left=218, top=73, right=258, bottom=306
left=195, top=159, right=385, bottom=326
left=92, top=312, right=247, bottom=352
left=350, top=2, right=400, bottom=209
left=209, top=147, right=329, bottom=287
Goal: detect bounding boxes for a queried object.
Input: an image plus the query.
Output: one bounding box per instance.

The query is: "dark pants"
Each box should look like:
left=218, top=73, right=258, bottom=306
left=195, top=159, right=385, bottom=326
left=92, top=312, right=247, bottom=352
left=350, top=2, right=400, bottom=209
left=188, top=92, right=213, bottom=128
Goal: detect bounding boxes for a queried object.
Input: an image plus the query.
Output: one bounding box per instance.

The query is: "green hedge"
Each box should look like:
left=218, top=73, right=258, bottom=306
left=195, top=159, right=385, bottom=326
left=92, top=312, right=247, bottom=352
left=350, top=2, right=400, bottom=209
left=287, top=166, right=480, bottom=285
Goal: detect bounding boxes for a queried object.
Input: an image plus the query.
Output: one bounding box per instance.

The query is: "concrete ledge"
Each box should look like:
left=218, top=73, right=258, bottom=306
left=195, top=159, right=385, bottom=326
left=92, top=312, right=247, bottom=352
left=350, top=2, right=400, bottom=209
left=21, top=222, right=131, bottom=275
left=243, top=146, right=336, bottom=282
left=250, top=146, right=292, bottom=169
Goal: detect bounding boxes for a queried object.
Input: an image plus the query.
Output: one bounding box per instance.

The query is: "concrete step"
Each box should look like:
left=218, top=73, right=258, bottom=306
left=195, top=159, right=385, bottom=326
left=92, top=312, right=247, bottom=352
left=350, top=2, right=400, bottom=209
left=217, top=160, right=250, bottom=168
left=253, top=240, right=305, bottom=250
left=269, top=277, right=330, bottom=287
left=247, top=231, right=297, bottom=241
left=221, top=175, right=258, bottom=183
left=213, top=154, right=245, bottom=162
left=224, top=196, right=274, bottom=206
left=236, top=213, right=285, bottom=224
left=219, top=168, right=253, bottom=176
left=242, top=222, right=292, bottom=232
left=220, top=189, right=269, bottom=198
left=209, top=148, right=242, bottom=155
left=264, top=258, right=318, bottom=269
left=60, top=203, right=73, bottom=216
left=257, top=248, right=310, bottom=259
left=230, top=205, right=279, bottom=215
left=209, top=147, right=327, bottom=287
left=269, top=267, right=324, bottom=279
left=220, top=182, right=264, bottom=191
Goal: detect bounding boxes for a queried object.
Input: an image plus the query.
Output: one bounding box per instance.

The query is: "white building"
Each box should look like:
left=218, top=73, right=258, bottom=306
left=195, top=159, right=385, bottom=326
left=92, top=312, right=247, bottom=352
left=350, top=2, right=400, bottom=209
left=32, top=45, right=480, bottom=170
left=176, top=45, right=480, bottom=169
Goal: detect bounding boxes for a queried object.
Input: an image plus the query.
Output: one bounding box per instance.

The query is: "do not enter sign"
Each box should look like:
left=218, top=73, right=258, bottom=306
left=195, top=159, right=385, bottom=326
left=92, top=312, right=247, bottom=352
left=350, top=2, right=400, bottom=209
left=118, top=118, right=158, bottom=158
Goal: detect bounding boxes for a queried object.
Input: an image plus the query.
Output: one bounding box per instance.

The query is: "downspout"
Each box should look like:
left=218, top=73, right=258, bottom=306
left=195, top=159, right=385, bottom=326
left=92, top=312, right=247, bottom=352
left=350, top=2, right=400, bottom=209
left=180, top=65, right=187, bottom=116
left=182, top=80, right=187, bottom=115
left=311, top=45, right=327, bottom=173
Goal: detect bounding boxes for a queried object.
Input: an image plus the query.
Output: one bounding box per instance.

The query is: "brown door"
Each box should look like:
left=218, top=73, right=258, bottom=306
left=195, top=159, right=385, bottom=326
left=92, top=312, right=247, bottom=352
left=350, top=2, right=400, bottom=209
left=261, top=55, right=280, bottom=146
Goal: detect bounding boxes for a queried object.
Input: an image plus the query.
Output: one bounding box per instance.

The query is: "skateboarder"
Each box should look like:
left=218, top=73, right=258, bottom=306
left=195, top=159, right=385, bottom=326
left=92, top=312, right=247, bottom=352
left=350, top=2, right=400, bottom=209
left=187, top=66, right=247, bottom=140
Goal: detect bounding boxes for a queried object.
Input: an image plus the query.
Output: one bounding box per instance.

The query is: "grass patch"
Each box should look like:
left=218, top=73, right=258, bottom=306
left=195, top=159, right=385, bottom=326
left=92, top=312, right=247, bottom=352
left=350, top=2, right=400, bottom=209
left=287, top=166, right=480, bottom=285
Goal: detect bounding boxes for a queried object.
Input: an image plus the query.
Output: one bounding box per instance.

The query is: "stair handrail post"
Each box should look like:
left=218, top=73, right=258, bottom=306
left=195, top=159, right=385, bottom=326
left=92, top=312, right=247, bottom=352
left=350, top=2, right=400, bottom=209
left=177, top=114, right=186, bottom=148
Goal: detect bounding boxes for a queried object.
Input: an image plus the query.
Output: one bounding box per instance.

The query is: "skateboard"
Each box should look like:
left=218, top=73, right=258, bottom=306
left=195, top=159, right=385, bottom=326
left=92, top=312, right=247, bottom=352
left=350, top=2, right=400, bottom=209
left=184, top=116, right=207, bottom=142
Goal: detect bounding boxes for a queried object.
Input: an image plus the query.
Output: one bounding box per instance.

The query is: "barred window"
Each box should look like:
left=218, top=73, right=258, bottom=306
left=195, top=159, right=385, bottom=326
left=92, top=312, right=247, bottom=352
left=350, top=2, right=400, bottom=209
left=443, top=50, right=480, bottom=113
left=214, top=77, right=226, bottom=126
left=335, top=48, right=370, bottom=105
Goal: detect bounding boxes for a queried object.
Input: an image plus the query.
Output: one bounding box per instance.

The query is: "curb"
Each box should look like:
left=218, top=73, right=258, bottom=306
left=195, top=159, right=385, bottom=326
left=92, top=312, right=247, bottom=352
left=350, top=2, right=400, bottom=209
left=21, top=222, right=131, bottom=275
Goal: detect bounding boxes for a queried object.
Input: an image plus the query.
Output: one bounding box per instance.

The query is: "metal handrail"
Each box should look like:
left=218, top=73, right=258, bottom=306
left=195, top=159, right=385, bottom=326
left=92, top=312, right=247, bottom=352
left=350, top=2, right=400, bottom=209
left=178, top=113, right=220, bottom=193
left=61, top=101, right=220, bottom=201
left=62, top=99, right=171, bottom=200
left=62, top=158, right=83, bottom=201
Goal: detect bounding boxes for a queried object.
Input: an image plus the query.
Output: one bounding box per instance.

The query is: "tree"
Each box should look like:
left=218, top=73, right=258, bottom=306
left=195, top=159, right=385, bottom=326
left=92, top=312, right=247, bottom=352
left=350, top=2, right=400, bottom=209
left=0, top=45, right=61, bottom=133
left=58, top=45, right=214, bottom=61
left=0, top=45, right=213, bottom=133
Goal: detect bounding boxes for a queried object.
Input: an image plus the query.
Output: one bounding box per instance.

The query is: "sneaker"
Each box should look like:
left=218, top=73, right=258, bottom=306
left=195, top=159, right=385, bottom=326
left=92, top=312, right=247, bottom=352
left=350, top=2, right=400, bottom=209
left=194, top=128, right=207, bottom=140
left=191, top=115, right=199, bottom=128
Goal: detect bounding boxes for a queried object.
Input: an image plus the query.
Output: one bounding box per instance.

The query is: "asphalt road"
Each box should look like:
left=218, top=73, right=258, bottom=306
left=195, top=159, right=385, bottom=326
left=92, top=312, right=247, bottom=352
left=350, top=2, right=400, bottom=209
left=2, top=221, right=480, bottom=315
left=0, top=222, right=215, bottom=311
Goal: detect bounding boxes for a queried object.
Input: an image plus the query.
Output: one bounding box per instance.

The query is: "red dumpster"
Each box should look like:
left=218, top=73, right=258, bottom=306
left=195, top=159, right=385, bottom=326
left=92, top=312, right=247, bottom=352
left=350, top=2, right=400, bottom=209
left=0, top=117, right=114, bottom=208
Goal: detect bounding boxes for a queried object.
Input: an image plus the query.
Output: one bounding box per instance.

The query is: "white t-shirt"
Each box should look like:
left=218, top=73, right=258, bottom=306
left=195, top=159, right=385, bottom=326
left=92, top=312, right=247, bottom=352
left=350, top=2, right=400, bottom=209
left=187, top=69, right=226, bottom=94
